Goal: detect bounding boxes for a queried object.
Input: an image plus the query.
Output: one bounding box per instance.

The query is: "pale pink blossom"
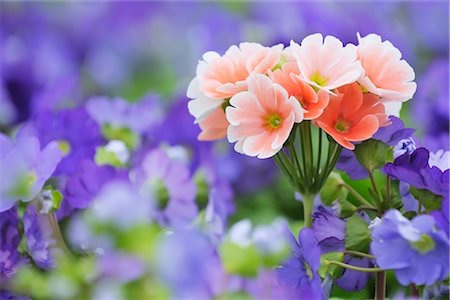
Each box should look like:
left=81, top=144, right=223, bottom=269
left=226, top=74, right=304, bottom=159
left=270, top=62, right=329, bottom=120
left=290, top=34, right=363, bottom=93
left=197, top=106, right=229, bottom=141
left=187, top=43, right=283, bottom=141
left=355, top=33, right=416, bottom=102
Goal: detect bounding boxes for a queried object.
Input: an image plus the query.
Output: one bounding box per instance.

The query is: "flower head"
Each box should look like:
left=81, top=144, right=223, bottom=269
left=226, top=74, right=303, bottom=158
left=195, top=43, right=283, bottom=100
left=290, top=34, right=363, bottom=92
left=270, top=62, right=329, bottom=120
left=336, top=116, right=416, bottom=180
left=371, top=210, right=449, bottom=285
left=22, top=107, right=102, bottom=176
left=132, top=148, right=197, bottom=228
left=86, top=95, right=163, bottom=135
left=312, top=207, right=372, bottom=291
left=314, top=83, right=387, bottom=150
left=384, top=148, right=449, bottom=197
left=23, top=204, right=56, bottom=270
left=196, top=105, right=230, bottom=141
left=276, top=228, right=325, bottom=299
left=155, top=229, right=215, bottom=297
left=356, top=33, right=416, bottom=103
left=63, top=160, right=124, bottom=210
left=429, top=149, right=450, bottom=172
left=187, top=43, right=283, bottom=140
left=312, top=206, right=345, bottom=253
left=393, top=138, right=417, bottom=160
left=0, top=134, right=62, bottom=212
left=431, top=194, right=449, bottom=238
left=0, top=206, right=26, bottom=279
left=91, top=181, right=153, bottom=230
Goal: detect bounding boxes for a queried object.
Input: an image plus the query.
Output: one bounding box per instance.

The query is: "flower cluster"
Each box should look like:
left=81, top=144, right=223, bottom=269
left=1, top=2, right=448, bottom=300
left=188, top=33, right=416, bottom=156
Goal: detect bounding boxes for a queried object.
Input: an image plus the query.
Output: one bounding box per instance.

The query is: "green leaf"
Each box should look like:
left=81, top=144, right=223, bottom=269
left=95, top=147, right=125, bottom=167
left=216, top=291, right=254, bottom=300
left=386, top=180, right=403, bottom=211
left=319, top=252, right=344, bottom=279
left=42, top=186, right=64, bottom=212
left=337, top=197, right=357, bottom=219
left=194, top=170, right=209, bottom=211
left=345, top=215, right=371, bottom=253
left=409, top=187, right=443, bottom=212
left=320, top=172, right=348, bottom=206
left=354, top=139, right=390, bottom=172
left=220, top=242, right=261, bottom=277
left=51, top=190, right=63, bottom=211
left=260, top=244, right=290, bottom=268
left=101, top=124, right=140, bottom=149
left=403, top=211, right=418, bottom=220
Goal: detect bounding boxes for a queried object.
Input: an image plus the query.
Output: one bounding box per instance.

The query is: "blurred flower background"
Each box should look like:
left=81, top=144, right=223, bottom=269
left=0, top=1, right=448, bottom=299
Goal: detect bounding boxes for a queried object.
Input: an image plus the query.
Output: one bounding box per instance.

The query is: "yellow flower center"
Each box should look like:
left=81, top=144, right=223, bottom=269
left=267, top=114, right=282, bottom=129
left=310, top=71, right=328, bottom=87
left=334, top=118, right=351, bottom=133
left=411, top=234, right=436, bottom=254
left=57, top=140, right=71, bottom=156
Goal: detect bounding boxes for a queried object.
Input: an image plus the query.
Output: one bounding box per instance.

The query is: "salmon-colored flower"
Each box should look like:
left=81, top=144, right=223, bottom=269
left=197, top=106, right=229, bottom=141
left=314, top=83, right=388, bottom=150
left=226, top=74, right=304, bottom=159
left=270, top=62, right=329, bottom=120
left=187, top=43, right=283, bottom=141
left=290, top=34, right=363, bottom=93
left=355, top=33, right=416, bottom=102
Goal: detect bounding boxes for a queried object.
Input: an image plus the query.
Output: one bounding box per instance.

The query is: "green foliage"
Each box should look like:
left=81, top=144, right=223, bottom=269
left=117, top=224, right=161, bottom=261
left=319, top=252, right=344, bottom=279
left=260, top=244, right=290, bottom=269
left=194, top=170, right=210, bottom=210
left=345, top=215, right=371, bottom=253
left=95, top=146, right=125, bottom=167
left=219, top=242, right=261, bottom=277
left=354, top=139, right=390, bottom=172
left=101, top=124, right=139, bottom=149
left=13, top=256, right=96, bottom=299
left=42, top=186, right=64, bottom=212
left=409, top=187, right=443, bottom=212
left=338, top=197, right=358, bottom=219
left=216, top=291, right=254, bottom=300
left=8, top=171, right=36, bottom=199
left=410, top=234, right=436, bottom=254
left=320, top=172, right=348, bottom=206
left=403, top=211, right=418, bottom=220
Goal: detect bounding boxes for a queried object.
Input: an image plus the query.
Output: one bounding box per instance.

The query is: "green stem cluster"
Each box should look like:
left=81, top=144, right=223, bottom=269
left=274, top=121, right=342, bottom=227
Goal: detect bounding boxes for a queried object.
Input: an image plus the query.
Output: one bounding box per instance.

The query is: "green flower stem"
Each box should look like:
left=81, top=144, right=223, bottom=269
left=356, top=206, right=379, bottom=213
left=47, top=213, right=73, bottom=261
left=274, top=154, right=296, bottom=189
left=368, top=170, right=383, bottom=208
left=288, top=139, right=304, bottom=183
left=316, top=128, right=323, bottom=179
left=325, top=260, right=383, bottom=273
left=302, top=194, right=315, bottom=228
left=340, top=183, right=375, bottom=208
left=386, top=175, right=391, bottom=209
left=299, top=125, right=309, bottom=187
left=316, top=142, right=341, bottom=191
left=343, top=250, right=376, bottom=259
left=304, top=122, right=314, bottom=184
left=375, top=271, right=386, bottom=300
